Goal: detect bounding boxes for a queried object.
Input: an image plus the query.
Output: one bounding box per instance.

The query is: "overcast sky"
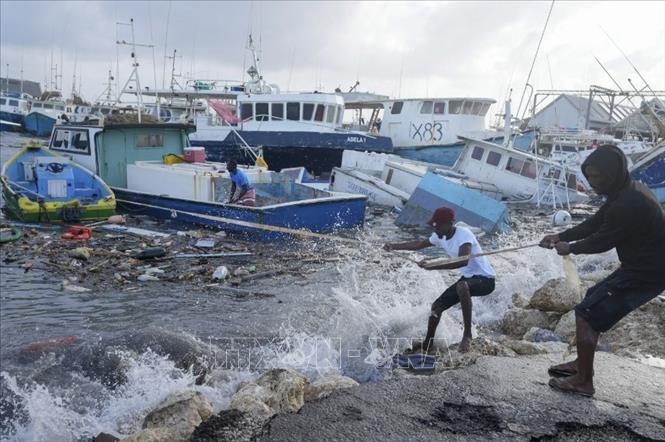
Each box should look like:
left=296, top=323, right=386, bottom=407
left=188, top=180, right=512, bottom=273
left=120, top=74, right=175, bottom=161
left=1, top=0, right=663, bottom=117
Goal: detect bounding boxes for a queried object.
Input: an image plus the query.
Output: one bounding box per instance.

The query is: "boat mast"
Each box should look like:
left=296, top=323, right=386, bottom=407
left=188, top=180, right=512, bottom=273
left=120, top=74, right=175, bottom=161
left=116, top=18, right=154, bottom=123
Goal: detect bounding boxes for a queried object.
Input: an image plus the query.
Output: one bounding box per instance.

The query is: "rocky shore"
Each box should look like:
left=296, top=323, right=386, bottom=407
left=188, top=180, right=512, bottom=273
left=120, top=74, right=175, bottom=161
left=89, top=267, right=665, bottom=442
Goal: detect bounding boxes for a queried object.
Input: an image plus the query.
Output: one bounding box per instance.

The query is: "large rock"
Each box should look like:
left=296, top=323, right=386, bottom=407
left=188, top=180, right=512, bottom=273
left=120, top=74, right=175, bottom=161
left=500, top=308, right=560, bottom=338
left=528, top=278, right=582, bottom=313
left=189, top=409, right=268, bottom=442
left=141, top=391, right=213, bottom=442
left=254, top=368, right=308, bottom=413
left=121, top=427, right=173, bottom=442
left=554, top=310, right=577, bottom=341
left=260, top=353, right=665, bottom=441
left=304, top=375, right=359, bottom=402
left=230, top=384, right=276, bottom=419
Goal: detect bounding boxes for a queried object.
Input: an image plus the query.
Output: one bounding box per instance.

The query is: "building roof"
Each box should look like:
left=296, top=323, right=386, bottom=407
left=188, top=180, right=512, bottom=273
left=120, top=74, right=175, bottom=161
left=532, top=94, right=636, bottom=127
left=612, top=98, right=665, bottom=134
left=1, top=77, right=42, bottom=99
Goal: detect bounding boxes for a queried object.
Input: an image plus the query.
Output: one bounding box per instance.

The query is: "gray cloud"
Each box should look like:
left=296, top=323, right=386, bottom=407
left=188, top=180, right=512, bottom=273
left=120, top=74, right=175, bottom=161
left=1, top=0, right=663, bottom=112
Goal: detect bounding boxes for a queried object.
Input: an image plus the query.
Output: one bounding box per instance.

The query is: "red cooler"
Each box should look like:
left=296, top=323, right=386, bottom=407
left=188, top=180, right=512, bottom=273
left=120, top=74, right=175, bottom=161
left=184, top=147, right=206, bottom=163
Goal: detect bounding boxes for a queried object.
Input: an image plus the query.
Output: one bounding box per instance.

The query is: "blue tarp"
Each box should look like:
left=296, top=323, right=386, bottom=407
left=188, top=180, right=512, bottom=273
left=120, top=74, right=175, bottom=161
left=395, top=172, right=511, bottom=234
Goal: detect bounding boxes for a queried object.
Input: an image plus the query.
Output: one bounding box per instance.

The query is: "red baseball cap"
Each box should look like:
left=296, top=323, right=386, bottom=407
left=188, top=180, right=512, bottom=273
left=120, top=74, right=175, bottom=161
left=427, top=207, right=455, bottom=226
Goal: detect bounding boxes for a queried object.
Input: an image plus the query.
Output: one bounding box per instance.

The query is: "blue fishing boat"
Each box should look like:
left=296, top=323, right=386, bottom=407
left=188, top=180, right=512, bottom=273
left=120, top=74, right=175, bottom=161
left=24, top=110, right=58, bottom=137
left=631, top=144, right=665, bottom=203
left=1, top=143, right=116, bottom=222
left=395, top=171, right=511, bottom=234
left=47, top=122, right=368, bottom=240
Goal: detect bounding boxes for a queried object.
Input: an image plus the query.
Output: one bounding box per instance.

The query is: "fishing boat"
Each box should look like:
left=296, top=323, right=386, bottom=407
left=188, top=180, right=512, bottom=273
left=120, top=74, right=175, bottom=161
left=143, top=36, right=393, bottom=175
left=1, top=143, right=116, bottom=222
left=46, top=122, right=368, bottom=240
left=24, top=99, right=67, bottom=137
left=630, top=144, right=665, bottom=203
left=0, top=92, right=31, bottom=132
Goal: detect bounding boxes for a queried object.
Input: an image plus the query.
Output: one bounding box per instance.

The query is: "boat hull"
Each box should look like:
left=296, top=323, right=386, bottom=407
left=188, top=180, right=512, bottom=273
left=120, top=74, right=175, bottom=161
left=1, top=187, right=115, bottom=222
left=113, top=187, right=367, bottom=240
left=195, top=130, right=393, bottom=175
left=0, top=111, right=24, bottom=132
left=24, top=112, right=56, bottom=137
left=631, top=145, right=665, bottom=203
left=1, top=146, right=116, bottom=222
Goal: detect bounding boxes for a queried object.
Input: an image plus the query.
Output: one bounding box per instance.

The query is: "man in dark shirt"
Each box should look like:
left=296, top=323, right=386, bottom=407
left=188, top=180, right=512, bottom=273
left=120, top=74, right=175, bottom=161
left=540, top=145, right=665, bottom=397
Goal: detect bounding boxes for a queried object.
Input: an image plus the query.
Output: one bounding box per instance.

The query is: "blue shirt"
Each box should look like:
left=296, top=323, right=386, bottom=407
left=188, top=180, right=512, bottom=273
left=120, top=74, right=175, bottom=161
left=230, top=169, right=252, bottom=190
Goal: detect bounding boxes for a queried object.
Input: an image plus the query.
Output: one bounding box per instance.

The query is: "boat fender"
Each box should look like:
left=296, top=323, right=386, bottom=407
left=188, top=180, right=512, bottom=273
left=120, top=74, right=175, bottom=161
left=552, top=210, right=572, bottom=227
left=62, top=226, right=92, bottom=240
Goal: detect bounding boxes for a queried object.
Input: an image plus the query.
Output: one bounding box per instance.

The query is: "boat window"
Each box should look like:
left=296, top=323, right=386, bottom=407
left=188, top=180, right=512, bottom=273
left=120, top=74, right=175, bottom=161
left=8, top=99, right=18, bottom=106
left=0, top=98, right=5, bottom=105
left=71, top=131, right=89, bottom=152
left=240, top=103, right=253, bottom=120
left=449, top=100, right=462, bottom=114
left=566, top=173, right=577, bottom=189
left=286, top=102, right=300, bottom=121
left=314, top=104, right=325, bottom=122
left=255, top=103, right=269, bottom=121
left=391, top=101, right=403, bottom=114
left=472, top=102, right=483, bottom=115
left=56, top=105, right=65, bottom=111
left=32, top=103, right=42, bottom=108
left=463, top=101, right=474, bottom=115
left=52, top=130, right=70, bottom=149
left=303, top=103, right=314, bottom=120
left=480, top=103, right=491, bottom=116
left=326, top=105, right=335, bottom=123
left=137, top=135, right=164, bottom=148
left=486, top=151, right=502, bottom=166
left=506, top=157, right=525, bottom=175
left=337, top=106, right=343, bottom=124
left=520, top=160, right=537, bottom=178
left=101, top=108, right=110, bottom=115
left=471, top=146, right=484, bottom=160
left=44, top=104, right=54, bottom=110
left=420, top=101, right=433, bottom=114
left=271, top=103, right=284, bottom=121
left=433, top=102, right=446, bottom=114
left=92, top=107, right=100, bottom=113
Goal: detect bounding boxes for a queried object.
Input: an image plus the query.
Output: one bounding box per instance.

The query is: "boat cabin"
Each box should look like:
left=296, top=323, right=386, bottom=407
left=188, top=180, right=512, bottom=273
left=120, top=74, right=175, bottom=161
left=201, top=93, right=344, bottom=133
left=344, top=97, right=496, bottom=148
left=455, top=136, right=587, bottom=206
left=0, top=93, right=31, bottom=119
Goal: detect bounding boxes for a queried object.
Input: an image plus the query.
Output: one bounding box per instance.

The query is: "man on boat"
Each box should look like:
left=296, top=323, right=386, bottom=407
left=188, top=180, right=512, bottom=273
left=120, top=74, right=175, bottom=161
left=384, top=207, right=496, bottom=353
left=226, top=160, right=256, bottom=206
left=540, top=145, right=665, bottom=397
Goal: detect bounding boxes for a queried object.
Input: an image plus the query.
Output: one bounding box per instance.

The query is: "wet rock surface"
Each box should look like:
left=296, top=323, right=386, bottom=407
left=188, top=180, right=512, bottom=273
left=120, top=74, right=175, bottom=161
left=260, top=353, right=665, bottom=441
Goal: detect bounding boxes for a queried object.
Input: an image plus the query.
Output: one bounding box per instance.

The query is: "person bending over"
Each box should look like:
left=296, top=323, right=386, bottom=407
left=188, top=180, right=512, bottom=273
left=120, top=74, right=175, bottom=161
left=384, top=207, right=496, bottom=353
left=540, top=145, right=665, bottom=397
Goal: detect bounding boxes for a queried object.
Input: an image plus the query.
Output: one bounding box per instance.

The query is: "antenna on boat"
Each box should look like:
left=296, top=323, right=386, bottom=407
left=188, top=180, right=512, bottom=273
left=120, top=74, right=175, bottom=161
left=515, top=0, right=555, bottom=121
left=116, top=18, right=155, bottom=123
left=161, top=0, right=172, bottom=89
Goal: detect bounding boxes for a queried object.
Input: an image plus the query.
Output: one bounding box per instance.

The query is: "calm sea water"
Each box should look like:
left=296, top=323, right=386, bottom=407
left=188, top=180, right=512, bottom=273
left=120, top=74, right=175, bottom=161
left=0, top=130, right=615, bottom=441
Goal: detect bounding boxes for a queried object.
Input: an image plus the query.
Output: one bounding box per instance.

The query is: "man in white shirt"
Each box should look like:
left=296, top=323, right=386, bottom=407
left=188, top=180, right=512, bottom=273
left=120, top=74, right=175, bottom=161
left=384, top=207, right=496, bottom=353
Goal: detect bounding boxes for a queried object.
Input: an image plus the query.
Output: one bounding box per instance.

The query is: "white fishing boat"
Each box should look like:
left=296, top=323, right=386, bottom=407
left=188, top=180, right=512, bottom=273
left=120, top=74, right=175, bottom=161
left=343, top=96, right=500, bottom=166
left=0, top=92, right=31, bottom=131
left=454, top=136, right=588, bottom=207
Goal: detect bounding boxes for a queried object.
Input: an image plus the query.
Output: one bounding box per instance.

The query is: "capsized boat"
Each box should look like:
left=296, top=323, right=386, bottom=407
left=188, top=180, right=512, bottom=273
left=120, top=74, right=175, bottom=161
left=47, top=122, right=368, bottom=240
left=630, top=144, right=665, bottom=203
left=1, top=143, right=115, bottom=222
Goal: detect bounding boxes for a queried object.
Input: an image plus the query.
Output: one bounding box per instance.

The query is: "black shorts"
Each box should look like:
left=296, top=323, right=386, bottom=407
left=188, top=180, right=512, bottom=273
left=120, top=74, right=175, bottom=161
left=575, top=269, right=665, bottom=332
left=431, top=275, right=496, bottom=315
